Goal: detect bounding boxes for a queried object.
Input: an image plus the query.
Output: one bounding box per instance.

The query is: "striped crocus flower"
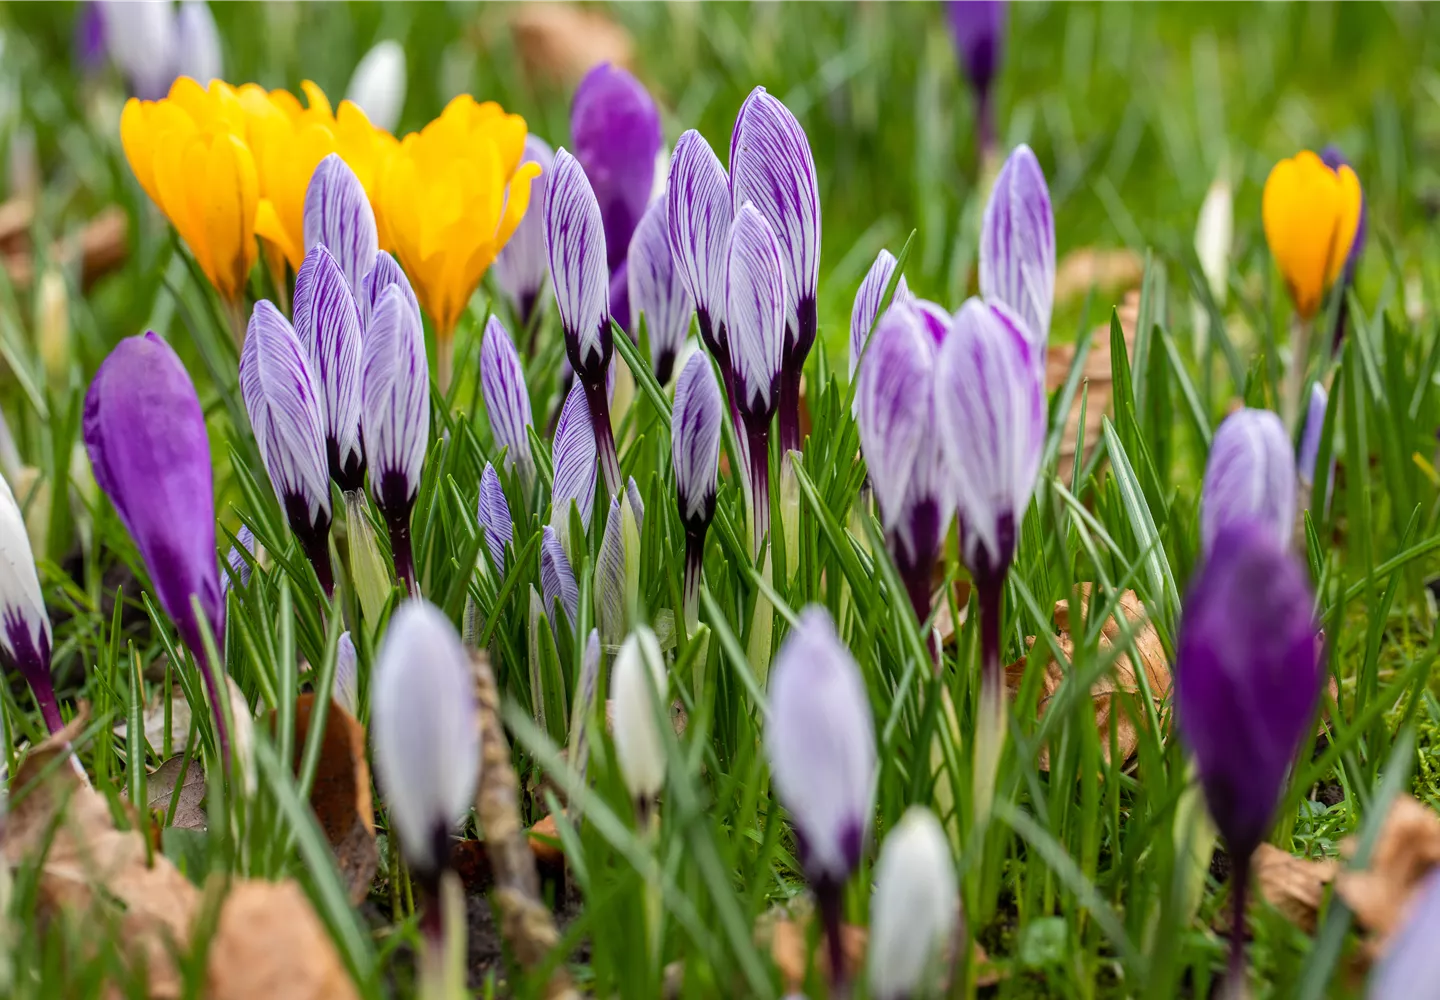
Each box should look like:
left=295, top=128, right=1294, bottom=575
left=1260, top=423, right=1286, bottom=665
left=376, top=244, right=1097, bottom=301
left=667, top=130, right=735, bottom=392
left=628, top=192, right=693, bottom=386
left=545, top=148, right=622, bottom=497
left=292, top=244, right=365, bottom=494
left=493, top=135, right=556, bottom=337
left=240, top=301, right=335, bottom=596
left=361, top=281, right=430, bottom=593
left=979, top=144, right=1055, bottom=359
left=222, top=523, right=256, bottom=594
left=540, top=525, right=579, bottom=630
left=849, top=247, right=911, bottom=382
left=731, top=87, right=821, bottom=455
left=671, top=352, right=723, bottom=633
left=479, top=316, right=536, bottom=490
left=359, top=250, right=421, bottom=336
left=1200, top=407, right=1296, bottom=556
left=476, top=462, right=512, bottom=577
left=550, top=379, right=598, bottom=555
left=334, top=630, right=359, bottom=716
left=0, top=472, right=59, bottom=733
left=302, top=153, right=378, bottom=304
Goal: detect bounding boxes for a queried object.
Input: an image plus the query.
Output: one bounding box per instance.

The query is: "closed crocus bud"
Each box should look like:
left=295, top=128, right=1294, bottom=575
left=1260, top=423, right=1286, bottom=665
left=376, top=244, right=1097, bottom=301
left=0, top=472, right=60, bottom=734
left=476, top=463, right=512, bottom=576
left=628, top=194, right=693, bottom=386
left=240, top=301, right=335, bottom=595
left=223, top=523, right=256, bottom=594
left=334, top=631, right=359, bottom=717
left=1195, top=172, right=1233, bottom=309
left=493, top=136, right=555, bottom=334
left=358, top=249, right=420, bottom=335
left=667, top=131, right=734, bottom=374
left=731, top=87, right=821, bottom=455
left=1369, top=871, right=1440, bottom=1000
left=540, top=525, right=579, bottom=630
left=595, top=490, right=641, bottom=649
left=1200, top=407, right=1296, bottom=556
left=547, top=147, right=622, bottom=497
left=849, top=248, right=911, bottom=381
left=344, top=40, right=406, bottom=135
left=84, top=333, right=228, bottom=749
left=1262, top=150, right=1363, bottom=322
left=571, top=62, right=663, bottom=275
left=612, top=625, right=668, bottom=807
left=1175, top=520, right=1320, bottom=993
left=361, top=283, right=430, bottom=592
left=292, top=245, right=365, bottom=494
left=371, top=599, right=479, bottom=881
left=944, top=1, right=1006, bottom=152
left=303, top=154, right=379, bottom=304
left=868, top=807, right=959, bottom=1000
left=979, top=144, right=1055, bottom=356
left=174, top=1, right=222, bottom=86
left=98, top=0, right=175, bottom=99
left=1298, top=384, right=1332, bottom=501
left=856, top=301, right=952, bottom=631
left=479, top=316, right=535, bottom=488
left=672, top=352, right=722, bottom=631
left=551, top=379, right=598, bottom=553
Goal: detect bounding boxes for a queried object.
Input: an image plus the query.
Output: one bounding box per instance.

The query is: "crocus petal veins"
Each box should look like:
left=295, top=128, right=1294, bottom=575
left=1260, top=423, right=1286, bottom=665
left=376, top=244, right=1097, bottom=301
left=1262, top=150, right=1363, bottom=320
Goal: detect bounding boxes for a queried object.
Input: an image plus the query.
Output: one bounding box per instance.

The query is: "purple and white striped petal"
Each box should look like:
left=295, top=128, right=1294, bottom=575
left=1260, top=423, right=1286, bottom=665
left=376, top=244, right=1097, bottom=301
left=725, top=203, right=787, bottom=422
left=334, top=631, right=358, bottom=716
left=730, top=87, right=821, bottom=356
left=628, top=194, right=694, bottom=386
left=240, top=301, right=332, bottom=533
left=596, top=496, right=626, bottom=645
left=551, top=379, right=597, bottom=536
left=979, top=144, right=1055, bottom=352
left=0, top=471, right=54, bottom=727
left=849, top=249, right=912, bottom=380
left=545, top=148, right=611, bottom=378
left=493, top=135, right=555, bottom=326
left=360, top=283, right=430, bottom=516
left=223, top=523, right=256, bottom=594
left=303, top=153, right=379, bottom=303
left=935, top=298, right=1047, bottom=582
left=480, top=316, right=535, bottom=483
left=625, top=476, right=645, bottom=535
left=1297, top=384, right=1328, bottom=490
left=477, top=462, right=512, bottom=575
left=672, top=351, right=723, bottom=530
left=1200, top=407, right=1296, bottom=556
left=293, top=244, right=365, bottom=491
left=359, top=250, right=421, bottom=336
left=540, top=525, right=579, bottom=628
left=667, top=130, right=733, bottom=355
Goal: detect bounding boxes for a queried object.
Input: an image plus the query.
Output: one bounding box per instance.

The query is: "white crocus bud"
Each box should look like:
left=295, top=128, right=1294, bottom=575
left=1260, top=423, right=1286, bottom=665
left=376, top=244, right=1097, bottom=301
left=612, top=626, right=667, bottom=805
left=868, top=808, right=959, bottom=1000
left=0, top=472, right=59, bottom=734
left=345, top=40, right=407, bottom=134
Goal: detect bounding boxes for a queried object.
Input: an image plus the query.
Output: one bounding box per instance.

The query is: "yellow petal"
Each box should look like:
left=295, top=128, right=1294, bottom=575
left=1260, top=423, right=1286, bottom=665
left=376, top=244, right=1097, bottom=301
left=254, top=198, right=298, bottom=278
left=1262, top=151, right=1354, bottom=320
left=1326, top=165, right=1363, bottom=287
left=204, top=134, right=260, bottom=301
left=300, top=80, right=333, bottom=119
left=120, top=99, right=161, bottom=204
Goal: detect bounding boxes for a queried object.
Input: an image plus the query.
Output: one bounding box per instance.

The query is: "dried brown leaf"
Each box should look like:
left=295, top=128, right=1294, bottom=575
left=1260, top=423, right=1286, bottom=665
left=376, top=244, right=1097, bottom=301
left=1053, top=248, right=1145, bottom=305
left=1253, top=843, right=1336, bottom=933
left=1047, top=291, right=1139, bottom=480
left=145, top=754, right=207, bottom=831
left=1338, top=797, right=1440, bottom=941
left=509, top=4, right=634, bottom=87
left=206, top=879, right=358, bottom=1000
left=113, top=684, right=193, bottom=755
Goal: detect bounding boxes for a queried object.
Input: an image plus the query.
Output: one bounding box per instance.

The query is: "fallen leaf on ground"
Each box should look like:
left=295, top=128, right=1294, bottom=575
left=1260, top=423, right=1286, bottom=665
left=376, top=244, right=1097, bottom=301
left=206, top=879, right=359, bottom=1000
left=1053, top=247, right=1145, bottom=304
left=1047, top=291, right=1138, bottom=481
left=1253, top=843, right=1336, bottom=933
left=934, top=580, right=974, bottom=648
left=508, top=4, right=634, bottom=86
left=113, top=683, right=193, bottom=755
left=144, top=754, right=207, bottom=831
left=1338, top=796, right=1440, bottom=942
left=1005, top=585, right=1171, bottom=770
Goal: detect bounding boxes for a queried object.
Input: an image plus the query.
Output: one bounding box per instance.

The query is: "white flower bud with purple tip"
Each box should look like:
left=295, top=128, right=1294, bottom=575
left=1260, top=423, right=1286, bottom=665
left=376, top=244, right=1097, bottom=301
left=868, top=807, right=959, bottom=1000
left=370, top=600, right=478, bottom=879
left=612, top=625, right=668, bottom=804
left=293, top=243, right=365, bottom=493
left=979, top=144, right=1055, bottom=355
left=494, top=136, right=555, bottom=331
left=303, top=154, right=379, bottom=304
left=628, top=192, right=693, bottom=386
left=0, top=471, right=58, bottom=733
left=667, top=130, right=733, bottom=365
left=1200, top=407, right=1296, bottom=556
left=480, top=316, right=535, bottom=488
left=849, top=248, right=911, bottom=381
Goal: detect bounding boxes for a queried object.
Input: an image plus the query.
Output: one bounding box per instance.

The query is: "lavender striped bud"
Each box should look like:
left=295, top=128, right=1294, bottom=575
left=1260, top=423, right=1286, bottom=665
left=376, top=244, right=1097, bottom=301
left=1369, top=871, right=1440, bottom=999
left=479, top=316, right=535, bottom=486
left=766, top=606, right=876, bottom=886
left=868, top=807, right=959, bottom=1000
left=303, top=154, right=379, bottom=304
left=1297, top=384, right=1329, bottom=490
left=371, top=600, right=479, bottom=879
left=667, top=130, right=733, bottom=363
left=1200, top=408, right=1296, bottom=556
left=240, top=301, right=335, bottom=594
left=935, top=298, right=1046, bottom=584
left=612, top=625, right=667, bottom=804
left=849, top=248, right=911, bottom=380
left=0, top=472, right=59, bottom=733
left=540, top=525, right=579, bottom=629
left=726, top=203, right=787, bottom=427
left=334, top=631, right=358, bottom=716
left=628, top=193, right=693, bottom=386
left=551, top=379, right=597, bottom=547
left=359, top=250, right=421, bottom=338
left=672, top=353, right=722, bottom=536
left=476, top=462, right=512, bottom=576
left=979, top=144, right=1055, bottom=354
left=223, top=523, right=256, bottom=594
left=293, top=245, right=365, bottom=492
left=545, top=147, right=612, bottom=383
left=625, top=476, right=645, bottom=535
left=493, top=136, right=555, bottom=331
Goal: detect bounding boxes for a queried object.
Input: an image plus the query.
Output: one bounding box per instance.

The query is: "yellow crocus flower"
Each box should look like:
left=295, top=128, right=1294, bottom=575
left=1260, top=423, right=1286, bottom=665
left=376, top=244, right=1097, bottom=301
left=1261, top=150, right=1363, bottom=321
left=380, top=95, right=541, bottom=386
left=120, top=78, right=258, bottom=303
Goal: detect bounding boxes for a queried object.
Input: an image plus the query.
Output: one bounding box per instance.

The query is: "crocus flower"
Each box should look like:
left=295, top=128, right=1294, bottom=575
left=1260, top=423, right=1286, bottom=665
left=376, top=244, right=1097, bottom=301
left=571, top=62, right=663, bottom=276
left=1319, top=145, right=1368, bottom=353
left=359, top=249, right=420, bottom=334
left=371, top=599, right=479, bottom=882
left=74, top=3, right=108, bottom=76
left=476, top=462, right=512, bottom=576
left=344, top=40, right=406, bottom=134
left=1261, top=150, right=1362, bottom=322
left=1298, top=384, right=1333, bottom=505
left=0, top=473, right=60, bottom=734
left=240, top=301, right=335, bottom=595
left=551, top=379, right=598, bottom=552
left=303, top=153, right=379, bottom=304
left=612, top=626, right=668, bottom=810
left=848, top=248, right=911, bottom=381
left=856, top=300, right=952, bottom=637
left=1200, top=407, right=1296, bottom=556
left=766, top=606, right=876, bottom=987
left=731, top=87, right=821, bottom=455
left=1192, top=169, right=1233, bottom=356
left=540, top=526, right=579, bottom=630
left=672, top=352, right=723, bottom=633
left=361, top=282, right=430, bottom=592
left=1175, top=519, right=1321, bottom=996
left=979, top=144, right=1055, bottom=355
left=628, top=193, right=693, bottom=386
left=493, top=136, right=556, bottom=337
left=292, top=244, right=365, bottom=494
left=943, top=1, right=1006, bottom=153
left=727, top=203, right=787, bottom=556
left=97, top=0, right=222, bottom=100
left=479, top=316, right=536, bottom=489
left=223, top=523, right=256, bottom=594
left=84, top=333, right=228, bottom=751
left=1369, top=871, right=1440, bottom=1000
left=868, top=807, right=959, bottom=1000
left=595, top=489, right=642, bottom=650
left=667, top=130, right=735, bottom=385
left=334, top=630, right=358, bottom=716
left=380, top=94, right=540, bottom=390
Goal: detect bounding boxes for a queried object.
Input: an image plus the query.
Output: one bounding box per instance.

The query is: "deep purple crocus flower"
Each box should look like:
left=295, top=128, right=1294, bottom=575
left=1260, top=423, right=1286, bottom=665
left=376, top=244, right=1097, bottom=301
left=493, top=135, right=556, bottom=339
left=730, top=86, right=821, bottom=455
left=292, top=244, right=365, bottom=494
left=84, top=332, right=228, bottom=752
left=0, top=473, right=60, bottom=733
left=980, top=144, right=1055, bottom=356
left=1319, top=146, right=1367, bottom=353
left=944, top=1, right=1006, bottom=152
left=479, top=315, right=536, bottom=489
left=1175, top=518, right=1321, bottom=996
left=671, top=351, right=722, bottom=632
left=629, top=193, right=693, bottom=386
left=1200, top=407, right=1296, bottom=556
left=571, top=62, right=663, bottom=277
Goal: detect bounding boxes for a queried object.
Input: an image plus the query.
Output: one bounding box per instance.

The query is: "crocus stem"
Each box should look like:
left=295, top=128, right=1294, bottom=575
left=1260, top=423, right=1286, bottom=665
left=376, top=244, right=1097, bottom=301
left=27, top=671, right=63, bottom=736
left=778, top=366, right=803, bottom=456
left=299, top=527, right=335, bottom=598
left=580, top=375, right=623, bottom=498
left=385, top=507, right=417, bottom=596
left=973, top=576, right=1007, bottom=829
left=1285, top=317, right=1313, bottom=429
left=418, top=869, right=466, bottom=1000
left=814, top=877, right=849, bottom=993
left=1223, top=851, right=1252, bottom=1000
left=745, top=423, right=771, bottom=559
left=345, top=490, right=391, bottom=623
left=683, top=525, right=707, bottom=637
left=520, top=291, right=541, bottom=356
left=437, top=332, right=454, bottom=398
